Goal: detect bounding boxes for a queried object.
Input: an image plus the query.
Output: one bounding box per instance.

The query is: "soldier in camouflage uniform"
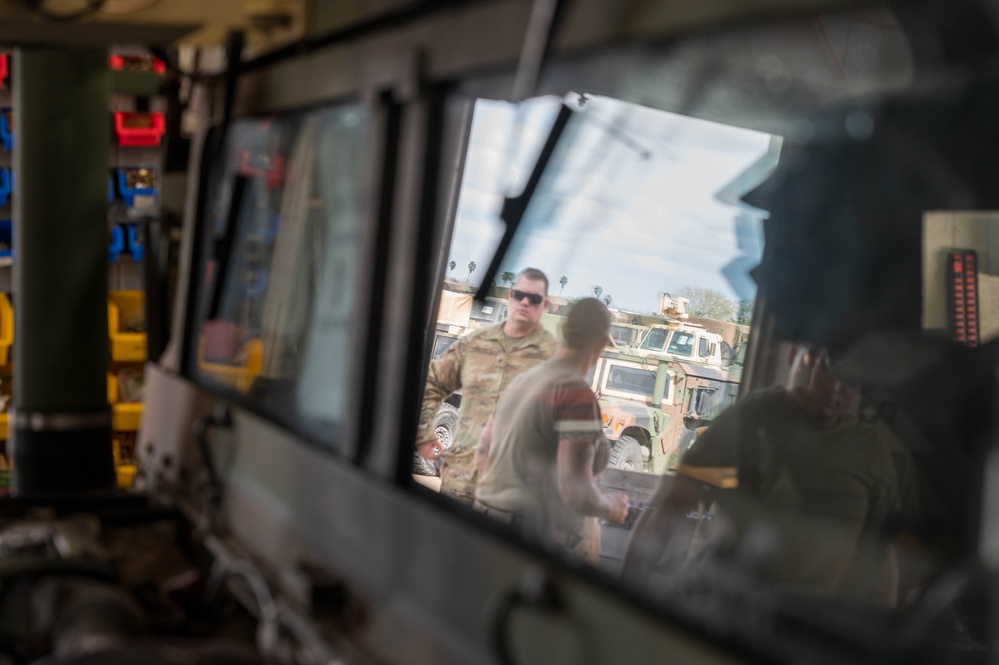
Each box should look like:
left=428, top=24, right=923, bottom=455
left=417, top=268, right=557, bottom=503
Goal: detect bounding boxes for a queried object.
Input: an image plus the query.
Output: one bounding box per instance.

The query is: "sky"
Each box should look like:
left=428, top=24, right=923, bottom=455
left=447, top=94, right=778, bottom=314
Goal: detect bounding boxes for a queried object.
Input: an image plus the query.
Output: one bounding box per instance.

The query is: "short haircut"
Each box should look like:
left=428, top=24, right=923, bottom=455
left=516, top=267, right=549, bottom=294
left=562, top=298, right=611, bottom=351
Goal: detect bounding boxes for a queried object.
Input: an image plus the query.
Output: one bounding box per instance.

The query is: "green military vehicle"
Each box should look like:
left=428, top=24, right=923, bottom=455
left=593, top=347, right=742, bottom=474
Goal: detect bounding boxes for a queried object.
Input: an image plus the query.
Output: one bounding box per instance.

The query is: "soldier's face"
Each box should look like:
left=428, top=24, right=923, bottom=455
left=507, top=276, right=547, bottom=327
left=788, top=347, right=859, bottom=424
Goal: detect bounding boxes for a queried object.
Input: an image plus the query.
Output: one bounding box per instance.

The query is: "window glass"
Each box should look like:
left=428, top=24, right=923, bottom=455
left=189, top=104, right=370, bottom=447
left=640, top=328, right=669, bottom=351
left=605, top=365, right=656, bottom=398
left=419, top=2, right=997, bottom=661
left=666, top=331, right=695, bottom=356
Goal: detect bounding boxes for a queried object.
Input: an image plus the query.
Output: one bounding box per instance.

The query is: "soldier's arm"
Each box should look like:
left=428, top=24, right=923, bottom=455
left=620, top=472, right=702, bottom=583
left=473, top=415, right=494, bottom=474
left=416, top=337, right=467, bottom=460
left=620, top=408, right=737, bottom=583
left=556, top=433, right=629, bottom=524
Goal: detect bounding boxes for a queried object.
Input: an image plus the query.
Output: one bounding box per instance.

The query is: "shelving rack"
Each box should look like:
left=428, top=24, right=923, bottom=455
left=0, top=49, right=166, bottom=489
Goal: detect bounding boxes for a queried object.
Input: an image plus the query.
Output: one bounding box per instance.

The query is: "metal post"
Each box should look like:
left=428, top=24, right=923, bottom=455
left=11, top=47, right=115, bottom=494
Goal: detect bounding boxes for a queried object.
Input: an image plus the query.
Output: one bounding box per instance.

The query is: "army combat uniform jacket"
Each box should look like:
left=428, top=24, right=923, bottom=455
left=417, top=321, right=557, bottom=502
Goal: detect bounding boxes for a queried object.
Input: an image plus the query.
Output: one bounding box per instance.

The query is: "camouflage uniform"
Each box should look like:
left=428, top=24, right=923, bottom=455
left=417, top=321, right=556, bottom=503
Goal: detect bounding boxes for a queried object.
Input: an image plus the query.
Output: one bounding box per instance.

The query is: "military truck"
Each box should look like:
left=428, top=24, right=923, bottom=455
left=629, top=320, right=728, bottom=367
left=627, top=294, right=732, bottom=367
left=594, top=347, right=742, bottom=474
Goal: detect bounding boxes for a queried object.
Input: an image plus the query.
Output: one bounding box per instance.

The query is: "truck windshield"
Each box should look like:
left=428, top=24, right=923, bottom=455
left=640, top=328, right=669, bottom=351
left=666, top=331, right=695, bottom=356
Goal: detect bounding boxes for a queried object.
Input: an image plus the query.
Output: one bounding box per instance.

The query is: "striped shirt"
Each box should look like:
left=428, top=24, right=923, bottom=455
left=475, top=358, right=606, bottom=537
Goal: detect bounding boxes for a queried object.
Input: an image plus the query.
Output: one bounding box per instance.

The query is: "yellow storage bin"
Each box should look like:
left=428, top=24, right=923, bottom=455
left=108, top=371, right=143, bottom=431
left=112, top=403, right=143, bottom=431
left=108, top=290, right=146, bottom=362
left=197, top=336, right=263, bottom=394
left=0, top=411, right=7, bottom=441
left=0, top=293, right=12, bottom=366
left=116, top=464, right=136, bottom=489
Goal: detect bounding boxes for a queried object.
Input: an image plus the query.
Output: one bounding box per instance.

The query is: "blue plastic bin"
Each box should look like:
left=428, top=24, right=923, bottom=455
left=115, top=168, right=157, bottom=207
left=125, top=223, right=143, bottom=261
left=0, top=109, right=12, bottom=152
left=0, top=169, right=10, bottom=206
left=0, top=221, right=12, bottom=259
left=109, top=225, right=125, bottom=262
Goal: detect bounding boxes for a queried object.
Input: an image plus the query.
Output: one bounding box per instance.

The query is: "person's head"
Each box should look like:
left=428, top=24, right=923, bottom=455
left=562, top=298, right=612, bottom=365
left=786, top=344, right=860, bottom=425
left=506, top=268, right=549, bottom=334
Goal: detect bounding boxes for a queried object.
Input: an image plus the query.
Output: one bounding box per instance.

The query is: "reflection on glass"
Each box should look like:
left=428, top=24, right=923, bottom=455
left=191, top=104, right=370, bottom=445
left=424, top=1, right=998, bottom=659
left=418, top=90, right=771, bottom=568
left=624, top=344, right=901, bottom=605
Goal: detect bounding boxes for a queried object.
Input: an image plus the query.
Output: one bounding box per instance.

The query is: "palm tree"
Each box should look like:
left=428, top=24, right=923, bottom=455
left=593, top=285, right=603, bottom=298
left=500, top=271, right=516, bottom=287
left=559, top=275, right=567, bottom=295
left=603, top=294, right=613, bottom=306
left=466, top=261, right=477, bottom=283
left=448, top=260, right=456, bottom=278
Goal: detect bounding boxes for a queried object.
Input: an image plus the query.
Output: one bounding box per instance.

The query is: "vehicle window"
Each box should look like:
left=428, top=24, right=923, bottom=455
left=687, top=387, right=718, bottom=418
left=666, top=331, right=694, bottom=356
left=605, top=365, right=656, bottom=398
left=417, top=2, right=999, bottom=660
left=188, top=103, right=371, bottom=449
left=610, top=324, right=636, bottom=347
left=432, top=334, right=458, bottom=359
left=639, top=328, right=668, bottom=351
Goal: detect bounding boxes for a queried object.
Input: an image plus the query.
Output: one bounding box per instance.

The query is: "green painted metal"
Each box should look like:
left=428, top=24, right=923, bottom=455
left=14, top=48, right=110, bottom=409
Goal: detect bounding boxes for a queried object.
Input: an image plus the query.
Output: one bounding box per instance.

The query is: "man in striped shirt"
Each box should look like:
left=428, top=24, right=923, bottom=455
left=473, top=298, right=630, bottom=564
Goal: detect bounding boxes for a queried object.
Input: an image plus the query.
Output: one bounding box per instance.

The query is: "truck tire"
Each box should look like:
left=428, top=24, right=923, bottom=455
left=412, top=403, right=460, bottom=477
left=433, top=403, right=460, bottom=453
left=609, top=436, right=645, bottom=472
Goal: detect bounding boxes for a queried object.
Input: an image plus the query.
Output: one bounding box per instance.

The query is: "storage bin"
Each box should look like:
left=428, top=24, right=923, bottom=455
left=0, top=293, right=12, bottom=366
left=125, top=223, right=144, bottom=261
left=0, top=108, right=12, bottom=151
left=113, top=111, right=165, bottom=147
left=115, top=464, right=136, bottom=489
left=108, top=290, right=146, bottom=361
left=198, top=336, right=263, bottom=394
left=108, top=225, right=125, bottom=262
left=0, top=168, right=11, bottom=206
left=112, top=403, right=143, bottom=431
left=115, top=167, right=157, bottom=207
left=109, top=54, right=165, bottom=75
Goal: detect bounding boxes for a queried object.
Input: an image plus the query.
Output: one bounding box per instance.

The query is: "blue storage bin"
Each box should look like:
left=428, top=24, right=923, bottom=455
left=125, top=223, right=143, bottom=261
left=0, top=220, right=12, bottom=259
left=115, top=168, right=157, bottom=207
left=0, top=169, right=10, bottom=206
left=109, top=225, right=125, bottom=262
left=0, top=109, right=12, bottom=152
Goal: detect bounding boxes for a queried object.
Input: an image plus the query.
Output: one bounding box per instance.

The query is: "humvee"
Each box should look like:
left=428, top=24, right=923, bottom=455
left=593, top=347, right=741, bottom=474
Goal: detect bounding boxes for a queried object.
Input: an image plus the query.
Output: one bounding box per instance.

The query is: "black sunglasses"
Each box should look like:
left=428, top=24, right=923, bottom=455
left=511, top=289, right=544, bottom=305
